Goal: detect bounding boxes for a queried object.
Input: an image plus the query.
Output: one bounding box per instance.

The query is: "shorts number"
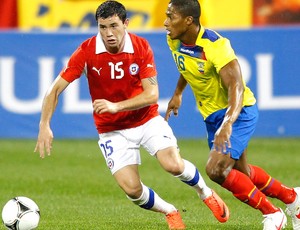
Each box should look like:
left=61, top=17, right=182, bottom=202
left=100, top=140, right=114, bottom=158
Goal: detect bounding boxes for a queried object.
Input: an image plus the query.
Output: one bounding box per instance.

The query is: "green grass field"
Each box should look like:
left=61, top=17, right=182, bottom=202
left=0, top=138, right=299, bottom=230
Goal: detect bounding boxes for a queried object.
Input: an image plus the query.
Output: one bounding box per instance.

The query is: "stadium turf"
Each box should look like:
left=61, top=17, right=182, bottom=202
left=0, top=138, right=299, bottom=229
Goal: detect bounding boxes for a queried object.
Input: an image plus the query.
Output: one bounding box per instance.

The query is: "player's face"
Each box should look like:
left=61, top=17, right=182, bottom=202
left=164, top=3, right=189, bottom=40
left=98, top=15, right=129, bottom=53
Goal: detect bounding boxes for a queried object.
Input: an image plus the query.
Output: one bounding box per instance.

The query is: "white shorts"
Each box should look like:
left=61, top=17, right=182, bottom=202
left=98, top=115, right=178, bottom=174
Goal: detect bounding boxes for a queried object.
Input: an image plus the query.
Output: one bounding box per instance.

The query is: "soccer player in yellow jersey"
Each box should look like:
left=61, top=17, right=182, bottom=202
left=164, top=0, right=300, bottom=229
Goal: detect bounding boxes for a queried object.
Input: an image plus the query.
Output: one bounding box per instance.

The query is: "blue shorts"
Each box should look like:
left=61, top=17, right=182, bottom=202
left=205, top=104, right=258, bottom=160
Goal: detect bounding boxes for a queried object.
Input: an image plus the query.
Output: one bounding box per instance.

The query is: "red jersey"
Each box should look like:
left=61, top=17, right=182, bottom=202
left=60, top=32, right=159, bottom=133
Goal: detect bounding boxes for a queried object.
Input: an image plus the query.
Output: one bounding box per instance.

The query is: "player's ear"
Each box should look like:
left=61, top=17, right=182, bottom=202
left=124, top=18, right=130, bottom=28
left=186, top=16, right=193, bottom=26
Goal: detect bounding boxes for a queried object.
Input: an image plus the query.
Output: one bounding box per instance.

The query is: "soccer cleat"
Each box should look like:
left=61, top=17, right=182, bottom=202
left=165, top=210, right=186, bottom=230
left=286, top=187, right=300, bottom=230
left=203, top=190, right=229, bottom=223
left=262, top=208, right=287, bottom=230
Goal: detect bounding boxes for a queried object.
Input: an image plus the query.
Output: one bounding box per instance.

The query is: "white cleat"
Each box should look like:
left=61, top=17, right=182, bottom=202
left=263, top=208, right=287, bottom=230
left=286, top=187, right=300, bottom=230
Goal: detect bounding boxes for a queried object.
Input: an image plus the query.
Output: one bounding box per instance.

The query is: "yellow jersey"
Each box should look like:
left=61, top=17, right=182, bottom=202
left=167, top=26, right=256, bottom=120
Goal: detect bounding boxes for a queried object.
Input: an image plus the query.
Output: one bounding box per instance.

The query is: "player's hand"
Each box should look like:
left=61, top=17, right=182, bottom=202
left=213, top=123, right=232, bottom=154
left=165, top=94, right=182, bottom=121
left=34, top=126, right=53, bottom=158
left=93, top=99, right=118, bottom=114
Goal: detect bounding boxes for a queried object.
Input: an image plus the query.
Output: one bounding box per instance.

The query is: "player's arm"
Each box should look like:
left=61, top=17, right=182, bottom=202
left=165, top=74, right=187, bottom=121
left=34, top=76, right=70, bottom=158
left=93, top=76, right=158, bottom=114
left=213, top=59, right=244, bottom=152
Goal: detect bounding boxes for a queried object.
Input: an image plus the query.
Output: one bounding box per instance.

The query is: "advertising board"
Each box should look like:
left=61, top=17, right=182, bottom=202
left=0, top=28, right=300, bottom=138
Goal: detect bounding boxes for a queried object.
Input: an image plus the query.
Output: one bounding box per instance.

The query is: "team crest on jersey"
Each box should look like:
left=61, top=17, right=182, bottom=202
left=197, top=62, right=205, bottom=74
left=129, top=63, right=139, bottom=75
left=106, top=158, right=114, bottom=170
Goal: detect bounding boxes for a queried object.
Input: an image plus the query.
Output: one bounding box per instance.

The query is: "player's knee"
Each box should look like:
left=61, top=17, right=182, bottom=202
left=164, top=159, right=184, bottom=175
left=205, top=163, right=227, bottom=184
left=123, top=184, right=143, bottom=199
left=157, top=147, right=184, bottom=175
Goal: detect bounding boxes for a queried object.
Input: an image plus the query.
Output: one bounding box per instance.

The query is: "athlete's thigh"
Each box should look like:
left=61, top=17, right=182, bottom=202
left=141, top=115, right=178, bottom=156
left=207, top=148, right=235, bottom=172
left=233, top=149, right=250, bottom=176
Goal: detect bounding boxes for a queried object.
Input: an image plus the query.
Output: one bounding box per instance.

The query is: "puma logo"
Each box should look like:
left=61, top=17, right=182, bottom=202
left=147, top=63, right=153, bottom=68
left=221, top=204, right=227, bottom=218
left=92, top=67, right=102, bottom=76
left=296, top=209, right=300, bottom=219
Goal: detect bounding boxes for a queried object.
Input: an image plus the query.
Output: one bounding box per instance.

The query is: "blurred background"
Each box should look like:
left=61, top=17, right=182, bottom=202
left=1, top=0, right=300, bottom=30
left=1, top=0, right=300, bottom=139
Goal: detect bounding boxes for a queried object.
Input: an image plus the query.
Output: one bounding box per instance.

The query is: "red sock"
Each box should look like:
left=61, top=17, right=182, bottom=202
left=222, top=169, right=279, bottom=214
left=249, top=165, right=296, bottom=204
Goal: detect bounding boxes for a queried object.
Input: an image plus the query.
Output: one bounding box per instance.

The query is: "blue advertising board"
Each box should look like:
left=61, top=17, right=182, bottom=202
left=0, top=28, right=300, bottom=138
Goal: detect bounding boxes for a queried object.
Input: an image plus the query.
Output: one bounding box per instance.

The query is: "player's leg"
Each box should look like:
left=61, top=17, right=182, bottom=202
left=98, top=128, right=184, bottom=229
left=113, top=164, right=185, bottom=230
left=156, top=147, right=212, bottom=199
left=248, top=164, right=296, bottom=203
left=232, top=149, right=250, bottom=175
left=235, top=149, right=297, bottom=205
left=247, top=164, right=300, bottom=230
left=206, top=149, right=287, bottom=229
left=234, top=140, right=300, bottom=229
left=205, top=105, right=287, bottom=229
left=156, top=147, right=229, bottom=223
left=113, top=164, right=177, bottom=213
left=142, top=115, right=229, bottom=223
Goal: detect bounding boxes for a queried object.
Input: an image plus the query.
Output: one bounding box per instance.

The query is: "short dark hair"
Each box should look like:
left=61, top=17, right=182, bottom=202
left=95, top=0, right=127, bottom=23
left=169, top=0, right=201, bottom=25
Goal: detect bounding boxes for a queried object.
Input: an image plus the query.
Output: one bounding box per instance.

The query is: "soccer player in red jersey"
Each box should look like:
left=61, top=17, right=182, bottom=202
left=164, top=0, right=300, bottom=229
left=34, top=1, right=229, bottom=229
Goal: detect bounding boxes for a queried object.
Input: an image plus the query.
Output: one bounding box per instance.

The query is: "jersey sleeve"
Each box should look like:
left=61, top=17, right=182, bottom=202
left=207, top=38, right=237, bottom=73
left=138, top=40, right=157, bottom=79
left=59, top=44, right=86, bottom=82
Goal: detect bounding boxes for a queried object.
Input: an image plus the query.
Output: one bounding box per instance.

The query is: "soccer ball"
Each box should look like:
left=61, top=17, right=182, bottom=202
left=1, top=197, right=40, bottom=230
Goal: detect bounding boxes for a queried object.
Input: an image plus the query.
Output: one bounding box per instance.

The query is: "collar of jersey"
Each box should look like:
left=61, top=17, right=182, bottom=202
left=96, top=31, right=134, bottom=54
left=195, top=26, right=205, bottom=46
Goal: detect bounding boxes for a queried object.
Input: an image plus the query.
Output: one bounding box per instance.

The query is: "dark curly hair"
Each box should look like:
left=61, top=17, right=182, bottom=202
left=95, top=0, right=127, bottom=23
left=169, top=0, right=201, bottom=25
